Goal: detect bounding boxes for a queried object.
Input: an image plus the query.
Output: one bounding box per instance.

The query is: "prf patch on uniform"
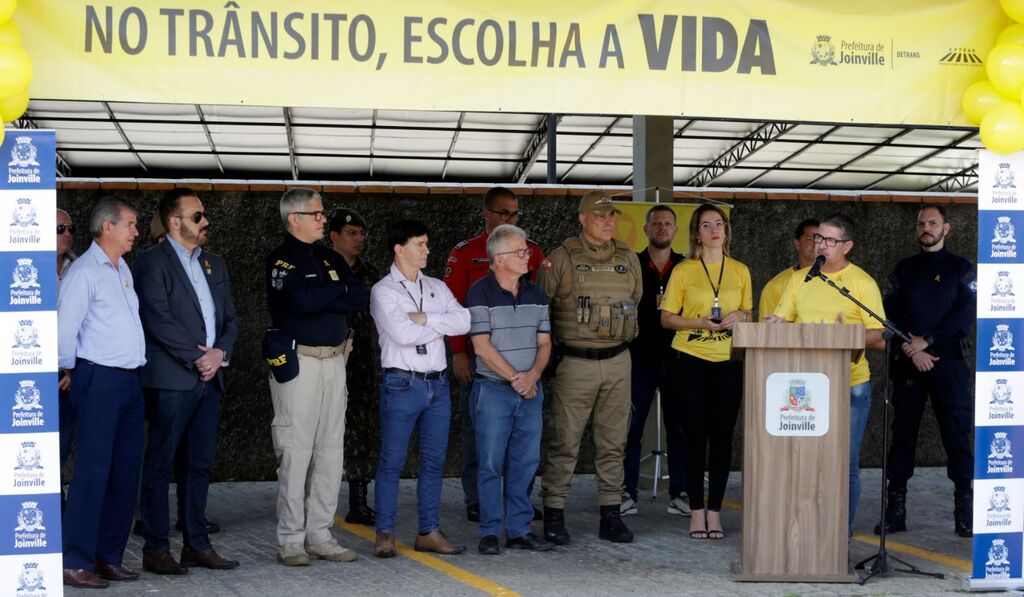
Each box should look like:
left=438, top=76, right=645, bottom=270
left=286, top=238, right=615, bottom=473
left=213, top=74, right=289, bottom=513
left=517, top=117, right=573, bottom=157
left=328, top=270, right=340, bottom=281
left=274, top=259, right=295, bottom=270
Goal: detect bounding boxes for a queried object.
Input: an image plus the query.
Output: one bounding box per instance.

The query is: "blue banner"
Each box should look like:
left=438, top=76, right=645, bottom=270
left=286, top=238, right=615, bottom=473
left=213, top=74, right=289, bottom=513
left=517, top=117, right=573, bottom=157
left=0, top=130, right=60, bottom=588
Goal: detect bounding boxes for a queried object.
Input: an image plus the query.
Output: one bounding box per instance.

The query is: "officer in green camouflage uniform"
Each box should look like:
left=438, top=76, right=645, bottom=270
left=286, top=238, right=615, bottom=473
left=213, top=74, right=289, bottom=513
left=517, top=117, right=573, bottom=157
left=329, top=209, right=382, bottom=525
left=537, top=191, right=643, bottom=545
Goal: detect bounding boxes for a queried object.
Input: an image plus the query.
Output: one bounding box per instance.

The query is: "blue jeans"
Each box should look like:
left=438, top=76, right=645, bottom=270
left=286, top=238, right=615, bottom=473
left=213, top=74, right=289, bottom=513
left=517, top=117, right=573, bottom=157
left=141, top=380, right=221, bottom=553
left=374, top=372, right=451, bottom=534
left=849, top=381, right=872, bottom=532
left=472, top=379, right=543, bottom=539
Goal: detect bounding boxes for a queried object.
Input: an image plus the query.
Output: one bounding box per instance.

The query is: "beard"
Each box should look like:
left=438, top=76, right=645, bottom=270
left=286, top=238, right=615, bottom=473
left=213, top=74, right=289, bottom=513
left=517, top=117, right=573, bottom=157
left=181, top=225, right=207, bottom=246
left=918, top=230, right=944, bottom=248
left=650, top=238, right=672, bottom=250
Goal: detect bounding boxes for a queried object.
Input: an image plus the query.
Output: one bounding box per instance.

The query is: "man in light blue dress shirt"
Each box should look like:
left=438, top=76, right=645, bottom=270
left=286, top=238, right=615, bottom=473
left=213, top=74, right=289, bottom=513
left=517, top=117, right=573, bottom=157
left=57, top=198, right=147, bottom=589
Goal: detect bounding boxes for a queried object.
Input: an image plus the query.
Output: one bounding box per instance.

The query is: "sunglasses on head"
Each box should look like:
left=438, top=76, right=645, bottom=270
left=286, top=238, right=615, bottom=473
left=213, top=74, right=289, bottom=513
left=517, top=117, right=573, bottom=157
left=174, top=211, right=206, bottom=224
left=57, top=224, right=75, bottom=235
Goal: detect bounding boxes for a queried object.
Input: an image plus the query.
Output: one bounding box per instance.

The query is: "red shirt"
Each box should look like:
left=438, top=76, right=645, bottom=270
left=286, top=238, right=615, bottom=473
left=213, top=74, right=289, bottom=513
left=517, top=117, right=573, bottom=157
left=443, top=231, right=545, bottom=354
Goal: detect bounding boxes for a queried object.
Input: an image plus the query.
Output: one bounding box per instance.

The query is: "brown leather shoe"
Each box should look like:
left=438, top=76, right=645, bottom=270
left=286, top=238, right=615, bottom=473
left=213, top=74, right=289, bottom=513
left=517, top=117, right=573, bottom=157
left=142, top=550, right=189, bottom=575
left=180, top=547, right=240, bottom=570
left=374, top=531, right=397, bottom=558
left=94, top=561, right=140, bottom=581
left=64, top=568, right=110, bottom=589
left=414, top=529, right=466, bottom=555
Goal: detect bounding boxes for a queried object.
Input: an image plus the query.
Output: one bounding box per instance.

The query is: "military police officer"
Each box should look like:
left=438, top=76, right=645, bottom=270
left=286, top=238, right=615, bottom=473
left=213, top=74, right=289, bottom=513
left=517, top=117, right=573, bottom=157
left=878, top=204, right=977, bottom=537
left=265, top=188, right=368, bottom=566
left=328, top=208, right=381, bottom=526
left=537, top=191, right=642, bottom=545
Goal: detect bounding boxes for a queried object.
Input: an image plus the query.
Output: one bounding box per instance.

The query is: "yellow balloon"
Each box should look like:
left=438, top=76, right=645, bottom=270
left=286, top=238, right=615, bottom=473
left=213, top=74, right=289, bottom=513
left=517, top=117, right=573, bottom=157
left=0, top=89, right=27, bottom=122
left=988, top=43, right=1024, bottom=97
left=963, top=81, right=1012, bottom=125
left=0, top=43, right=30, bottom=97
left=982, top=102, right=1024, bottom=154
left=1004, top=0, right=1024, bottom=22
left=0, top=125, right=5, bottom=148
left=0, top=0, right=14, bottom=27
left=999, top=23, right=1024, bottom=46
left=0, top=20, right=19, bottom=46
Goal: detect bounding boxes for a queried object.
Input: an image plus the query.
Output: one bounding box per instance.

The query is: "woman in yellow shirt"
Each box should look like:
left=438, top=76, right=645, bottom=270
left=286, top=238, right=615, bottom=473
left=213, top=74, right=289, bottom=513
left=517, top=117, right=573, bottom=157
left=660, top=204, right=752, bottom=540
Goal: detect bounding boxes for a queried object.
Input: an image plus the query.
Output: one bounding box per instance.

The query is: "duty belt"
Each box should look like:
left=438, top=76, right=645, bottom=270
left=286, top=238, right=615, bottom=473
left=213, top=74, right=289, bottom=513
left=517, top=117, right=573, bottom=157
left=297, top=343, right=346, bottom=359
left=559, top=343, right=629, bottom=361
left=384, top=367, right=445, bottom=380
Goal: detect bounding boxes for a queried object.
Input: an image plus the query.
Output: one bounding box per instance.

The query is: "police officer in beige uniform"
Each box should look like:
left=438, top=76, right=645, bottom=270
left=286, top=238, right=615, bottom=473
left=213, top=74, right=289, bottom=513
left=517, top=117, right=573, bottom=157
left=537, top=191, right=642, bottom=545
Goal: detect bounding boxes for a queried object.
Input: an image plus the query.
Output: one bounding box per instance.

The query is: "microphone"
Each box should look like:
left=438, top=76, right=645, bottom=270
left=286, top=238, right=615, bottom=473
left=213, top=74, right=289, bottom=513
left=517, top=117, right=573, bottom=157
left=804, top=255, right=826, bottom=283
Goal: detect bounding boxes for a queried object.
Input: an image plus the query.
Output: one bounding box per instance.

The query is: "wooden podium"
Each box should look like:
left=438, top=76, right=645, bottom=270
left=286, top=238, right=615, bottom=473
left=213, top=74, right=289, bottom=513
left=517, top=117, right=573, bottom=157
left=731, top=322, right=865, bottom=583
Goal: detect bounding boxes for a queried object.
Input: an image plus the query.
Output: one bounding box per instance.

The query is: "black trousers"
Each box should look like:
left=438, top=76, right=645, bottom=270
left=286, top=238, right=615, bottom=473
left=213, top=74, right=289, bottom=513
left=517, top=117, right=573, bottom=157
left=623, top=356, right=687, bottom=499
left=886, top=357, right=973, bottom=493
left=674, top=351, right=742, bottom=511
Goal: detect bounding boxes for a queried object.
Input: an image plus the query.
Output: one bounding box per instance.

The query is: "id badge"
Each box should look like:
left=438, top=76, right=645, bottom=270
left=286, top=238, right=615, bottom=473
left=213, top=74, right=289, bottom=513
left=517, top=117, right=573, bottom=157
left=416, top=344, right=428, bottom=355
left=710, top=305, right=722, bottom=323
left=656, top=292, right=664, bottom=308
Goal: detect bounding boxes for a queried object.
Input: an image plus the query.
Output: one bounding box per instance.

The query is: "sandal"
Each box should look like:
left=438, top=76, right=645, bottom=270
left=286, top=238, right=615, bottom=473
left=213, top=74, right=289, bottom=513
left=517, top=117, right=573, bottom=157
left=689, top=509, right=708, bottom=539
left=707, top=528, right=725, bottom=540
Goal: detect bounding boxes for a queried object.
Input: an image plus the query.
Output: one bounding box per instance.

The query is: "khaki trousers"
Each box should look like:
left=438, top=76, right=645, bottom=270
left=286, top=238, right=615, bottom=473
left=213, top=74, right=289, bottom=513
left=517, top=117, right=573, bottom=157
left=269, top=353, right=347, bottom=546
left=541, top=350, right=631, bottom=508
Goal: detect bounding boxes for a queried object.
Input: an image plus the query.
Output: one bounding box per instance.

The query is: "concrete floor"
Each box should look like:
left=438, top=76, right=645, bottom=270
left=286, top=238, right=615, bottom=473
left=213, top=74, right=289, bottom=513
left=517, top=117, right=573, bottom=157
left=66, top=468, right=982, bottom=596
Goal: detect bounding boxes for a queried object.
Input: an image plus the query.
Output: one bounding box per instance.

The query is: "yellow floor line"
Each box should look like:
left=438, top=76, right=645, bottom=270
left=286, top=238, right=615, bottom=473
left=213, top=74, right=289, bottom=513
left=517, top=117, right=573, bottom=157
left=720, top=500, right=971, bottom=572
left=335, top=516, right=522, bottom=597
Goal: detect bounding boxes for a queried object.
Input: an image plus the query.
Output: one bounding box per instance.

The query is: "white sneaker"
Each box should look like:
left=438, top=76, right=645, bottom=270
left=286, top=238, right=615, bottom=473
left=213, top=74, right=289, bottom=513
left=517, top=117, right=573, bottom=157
left=667, top=494, right=692, bottom=516
left=620, top=497, right=639, bottom=516
left=306, top=538, right=358, bottom=562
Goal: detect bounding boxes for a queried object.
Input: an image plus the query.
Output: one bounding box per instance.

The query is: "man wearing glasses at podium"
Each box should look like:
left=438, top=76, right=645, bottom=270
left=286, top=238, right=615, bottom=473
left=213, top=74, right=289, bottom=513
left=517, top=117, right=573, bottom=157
left=766, top=213, right=886, bottom=534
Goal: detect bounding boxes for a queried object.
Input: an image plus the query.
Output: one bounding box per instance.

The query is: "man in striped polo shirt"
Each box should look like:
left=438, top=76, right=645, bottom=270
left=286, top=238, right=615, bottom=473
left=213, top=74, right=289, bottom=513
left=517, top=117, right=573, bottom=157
left=466, top=224, right=553, bottom=555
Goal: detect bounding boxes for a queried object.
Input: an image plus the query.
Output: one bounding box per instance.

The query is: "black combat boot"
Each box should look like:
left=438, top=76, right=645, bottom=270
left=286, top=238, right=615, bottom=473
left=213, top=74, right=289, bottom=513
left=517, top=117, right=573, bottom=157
left=543, top=507, right=570, bottom=545
left=873, top=486, right=907, bottom=535
left=345, top=480, right=375, bottom=526
left=598, top=505, right=634, bottom=543
left=954, top=489, right=973, bottom=538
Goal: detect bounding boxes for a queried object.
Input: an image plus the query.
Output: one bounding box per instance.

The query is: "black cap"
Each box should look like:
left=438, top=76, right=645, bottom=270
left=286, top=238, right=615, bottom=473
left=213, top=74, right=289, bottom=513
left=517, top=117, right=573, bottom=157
left=262, top=328, right=298, bottom=384
left=329, top=209, right=367, bottom=232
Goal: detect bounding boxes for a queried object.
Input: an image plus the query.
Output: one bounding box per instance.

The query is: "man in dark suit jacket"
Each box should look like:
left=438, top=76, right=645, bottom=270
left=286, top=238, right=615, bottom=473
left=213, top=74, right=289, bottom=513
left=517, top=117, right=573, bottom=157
left=133, top=188, right=240, bottom=574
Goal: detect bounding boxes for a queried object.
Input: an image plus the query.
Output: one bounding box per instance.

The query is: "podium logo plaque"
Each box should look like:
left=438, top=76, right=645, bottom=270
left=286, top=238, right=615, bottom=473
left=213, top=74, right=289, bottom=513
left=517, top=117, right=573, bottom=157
left=765, top=372, right=829, bottom=437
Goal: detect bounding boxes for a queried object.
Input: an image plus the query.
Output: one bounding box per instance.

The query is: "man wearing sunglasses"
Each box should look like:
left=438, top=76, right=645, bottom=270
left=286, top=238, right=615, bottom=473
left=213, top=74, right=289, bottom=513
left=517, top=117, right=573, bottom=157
left=443, top=187, right=544, bottom=523
left=265, top=188, right=368, bottom=566
left=132, top=188, right=240, bottom=574
left=767, top=213, right=886, bottom=536
left=56, top=209, right=78, bottom=488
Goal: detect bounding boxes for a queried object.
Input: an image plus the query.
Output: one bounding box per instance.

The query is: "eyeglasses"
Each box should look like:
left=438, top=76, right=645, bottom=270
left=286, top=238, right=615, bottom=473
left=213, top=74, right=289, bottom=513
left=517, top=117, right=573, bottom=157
left=173, top=211, right=206, bottom=224
left=486, top=207, right=523, bottom=222
left=811, top=233, right=849, bottom=248
left=495, top=248, right=533, bottom=259
left=56, top=224, right=75, bottom=235
left=293, top=211, right=326, bottom=222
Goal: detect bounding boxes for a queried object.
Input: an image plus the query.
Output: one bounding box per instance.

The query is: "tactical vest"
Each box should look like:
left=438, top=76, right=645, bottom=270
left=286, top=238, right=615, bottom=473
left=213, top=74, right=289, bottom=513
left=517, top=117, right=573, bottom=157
left=550, top=237, right=639, bottom=346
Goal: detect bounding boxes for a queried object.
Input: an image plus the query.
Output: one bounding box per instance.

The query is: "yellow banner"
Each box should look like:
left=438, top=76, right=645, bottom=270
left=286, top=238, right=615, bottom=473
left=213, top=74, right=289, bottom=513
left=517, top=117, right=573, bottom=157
left=17, top=1, right=1006, bottom=125
left=613, top=202, right=730, bottom=255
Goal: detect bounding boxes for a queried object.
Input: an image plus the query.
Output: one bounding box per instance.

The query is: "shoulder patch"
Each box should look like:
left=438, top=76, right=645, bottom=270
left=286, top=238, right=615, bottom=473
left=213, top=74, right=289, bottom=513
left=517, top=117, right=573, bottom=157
left=542, top=258, right=554, bottom=271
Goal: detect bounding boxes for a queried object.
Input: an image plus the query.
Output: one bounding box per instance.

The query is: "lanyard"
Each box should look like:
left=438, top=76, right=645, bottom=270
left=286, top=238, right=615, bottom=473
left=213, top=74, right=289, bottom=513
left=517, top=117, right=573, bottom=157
left=699, top=256, right=725, bottom=307
left=399, top=279, right=424, bottom=311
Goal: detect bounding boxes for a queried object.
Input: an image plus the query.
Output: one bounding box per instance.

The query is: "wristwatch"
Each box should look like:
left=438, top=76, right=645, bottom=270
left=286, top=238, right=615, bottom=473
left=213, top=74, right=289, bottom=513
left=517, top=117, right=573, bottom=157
left=221, top=351, right=231, bottom=367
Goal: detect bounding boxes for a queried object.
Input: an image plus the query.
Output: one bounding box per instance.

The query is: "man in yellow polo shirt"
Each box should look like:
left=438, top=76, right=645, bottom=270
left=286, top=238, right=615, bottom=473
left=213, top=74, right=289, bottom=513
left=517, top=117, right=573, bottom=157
left=758, top=218, right=818, bottom=320
left=766, top=213, right=885, bottom=534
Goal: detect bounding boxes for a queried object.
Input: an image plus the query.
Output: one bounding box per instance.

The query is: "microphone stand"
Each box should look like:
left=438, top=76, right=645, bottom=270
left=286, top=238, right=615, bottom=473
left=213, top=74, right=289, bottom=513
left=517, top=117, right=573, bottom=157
left=808, top=271, right=943, bottom=584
